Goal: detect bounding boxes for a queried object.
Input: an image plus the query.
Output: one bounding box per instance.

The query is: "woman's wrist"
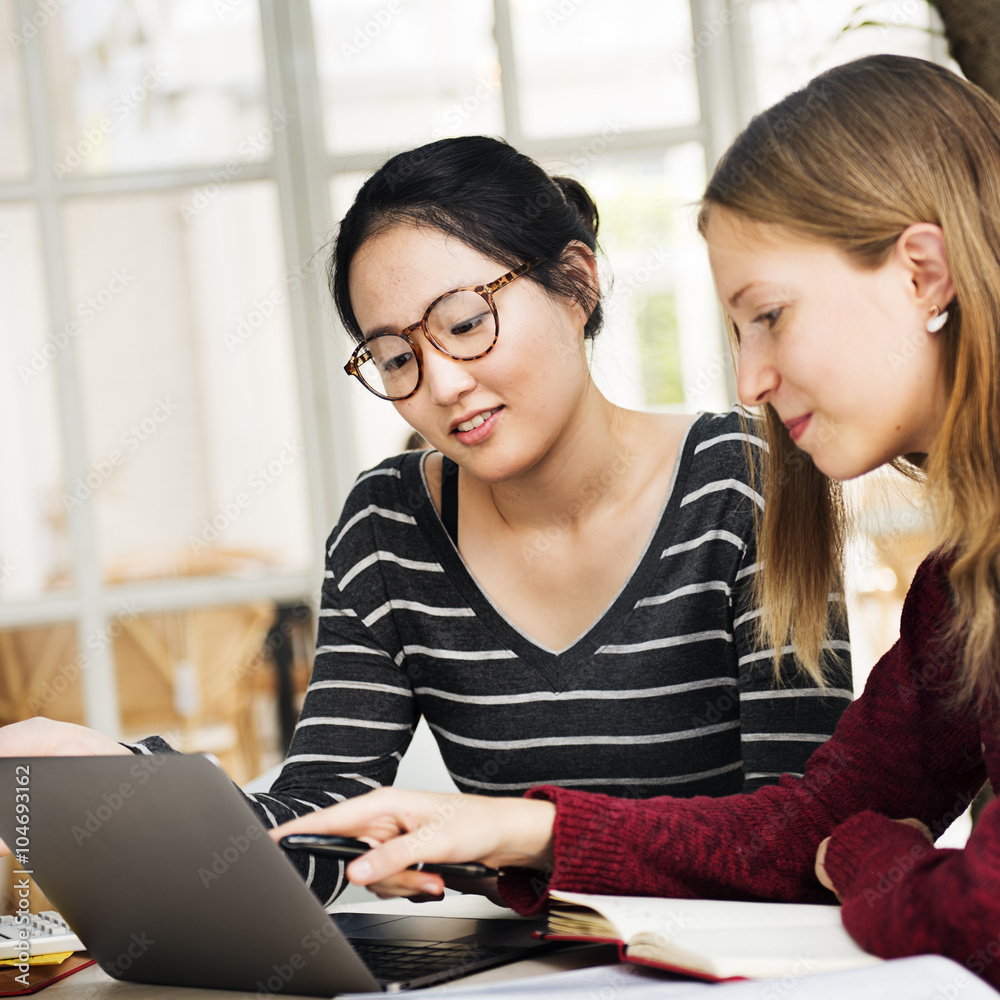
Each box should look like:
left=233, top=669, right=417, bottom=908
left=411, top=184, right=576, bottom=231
left=499, top=798, right=555, bottom=870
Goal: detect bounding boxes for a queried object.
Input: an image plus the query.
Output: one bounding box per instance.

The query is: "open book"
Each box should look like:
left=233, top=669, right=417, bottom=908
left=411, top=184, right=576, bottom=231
left=544, top=891, right=882, bottom=982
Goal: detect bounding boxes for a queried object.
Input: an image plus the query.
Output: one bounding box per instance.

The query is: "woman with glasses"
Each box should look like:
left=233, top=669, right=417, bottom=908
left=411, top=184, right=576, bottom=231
left=0, top=136, right=850, bottom=906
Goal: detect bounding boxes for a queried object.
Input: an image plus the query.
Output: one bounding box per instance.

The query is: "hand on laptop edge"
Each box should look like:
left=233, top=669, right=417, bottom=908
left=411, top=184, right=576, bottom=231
left=0, top=717, right=132, bottom=857
left=270, top=787, right=555, bottom=901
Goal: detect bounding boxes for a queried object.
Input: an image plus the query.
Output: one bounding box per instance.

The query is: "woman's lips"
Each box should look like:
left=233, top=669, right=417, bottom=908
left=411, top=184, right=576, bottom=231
left=785, top=414, right=811, bottom=443
left=452, top=406, right=503, bottom=445
left=454, top=407, right=501, bottom=433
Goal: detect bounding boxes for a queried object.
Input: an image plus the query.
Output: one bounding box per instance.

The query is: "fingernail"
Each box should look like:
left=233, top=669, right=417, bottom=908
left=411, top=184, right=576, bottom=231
left=349, top=860, right=372, bottom=883
left=422, top=881, right=440, bottom=895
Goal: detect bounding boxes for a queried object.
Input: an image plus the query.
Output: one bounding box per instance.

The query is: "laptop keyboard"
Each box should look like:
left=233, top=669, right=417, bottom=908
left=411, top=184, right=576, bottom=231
left=351, top=940, right=510, bottom=982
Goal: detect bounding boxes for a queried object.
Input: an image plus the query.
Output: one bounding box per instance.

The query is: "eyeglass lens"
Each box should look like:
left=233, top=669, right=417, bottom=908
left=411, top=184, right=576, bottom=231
left=356, top=290, right=497, bottom=398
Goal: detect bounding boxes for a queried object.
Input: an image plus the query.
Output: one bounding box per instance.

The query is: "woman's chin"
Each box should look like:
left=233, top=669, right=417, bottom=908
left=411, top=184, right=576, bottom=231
left=810, top=450, right=885, bottom=483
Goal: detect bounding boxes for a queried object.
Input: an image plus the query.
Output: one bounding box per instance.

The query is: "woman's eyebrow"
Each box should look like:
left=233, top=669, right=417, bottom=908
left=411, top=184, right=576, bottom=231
left=729, top=282, right=759, bottom=308
left=362, top=324, right=399, bottom=341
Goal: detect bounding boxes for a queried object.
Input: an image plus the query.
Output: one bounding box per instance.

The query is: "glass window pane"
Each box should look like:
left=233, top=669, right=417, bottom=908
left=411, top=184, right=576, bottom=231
left=511, top=0, right=700, bottom=139
left=0, top=624, right=81, bottom=724
left=312, top=0, right=502, bottom=155
left=0, top=205, right=70, bottom=600
left=42, top=0, right=272, bottom=176
left=113, top=604, right=278, bottom=784
left=62, top=182, right=312, bottom=583
left=749, top=0, right=946, bottom=111
left=0, top=2, right=31, bottom=179
left=545, top=144, right=728, bottom=413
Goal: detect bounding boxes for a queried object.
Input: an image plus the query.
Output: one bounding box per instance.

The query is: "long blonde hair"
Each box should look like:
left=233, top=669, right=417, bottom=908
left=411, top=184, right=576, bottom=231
left=698, top=55, right=1000, bottom=705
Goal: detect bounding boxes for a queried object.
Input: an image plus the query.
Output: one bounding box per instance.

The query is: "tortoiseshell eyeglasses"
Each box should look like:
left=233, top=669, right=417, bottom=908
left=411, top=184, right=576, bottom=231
left=343, top=259, right=538, bottom=400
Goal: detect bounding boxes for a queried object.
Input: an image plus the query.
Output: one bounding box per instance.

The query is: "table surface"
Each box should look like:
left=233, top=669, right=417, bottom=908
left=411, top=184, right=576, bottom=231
left=33, top=895, right=622, bottom=999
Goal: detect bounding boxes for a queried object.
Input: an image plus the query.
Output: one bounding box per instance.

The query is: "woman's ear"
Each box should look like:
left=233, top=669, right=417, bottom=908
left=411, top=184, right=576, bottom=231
left=556, top=240, right=600, bottom=321
left=895, top=223, right=956, bottom=311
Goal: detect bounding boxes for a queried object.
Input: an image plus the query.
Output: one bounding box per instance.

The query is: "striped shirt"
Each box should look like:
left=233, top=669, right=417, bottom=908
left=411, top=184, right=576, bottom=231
left=223, top=408, right=852, bottom=903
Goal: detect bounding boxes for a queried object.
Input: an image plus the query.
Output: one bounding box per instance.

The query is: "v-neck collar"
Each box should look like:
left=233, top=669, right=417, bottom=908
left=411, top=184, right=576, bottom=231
left=406, top=418, right=702, bottom=687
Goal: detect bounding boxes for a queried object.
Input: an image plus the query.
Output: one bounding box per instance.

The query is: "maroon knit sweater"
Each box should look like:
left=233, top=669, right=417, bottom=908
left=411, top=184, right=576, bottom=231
left=499, top=557, right=1000, bottom=987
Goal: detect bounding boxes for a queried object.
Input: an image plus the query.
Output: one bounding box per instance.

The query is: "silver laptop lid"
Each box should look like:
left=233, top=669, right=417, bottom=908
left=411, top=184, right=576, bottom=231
left=0, top=754, right=380, bottom=996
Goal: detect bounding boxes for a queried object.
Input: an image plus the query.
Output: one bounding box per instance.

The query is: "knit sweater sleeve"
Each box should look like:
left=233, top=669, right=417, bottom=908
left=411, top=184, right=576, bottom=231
left=499, top=557, right=987, bottom=914
left=247, top=460, right=420, bottom=905
left=822, top=799, right=1000, bottom=987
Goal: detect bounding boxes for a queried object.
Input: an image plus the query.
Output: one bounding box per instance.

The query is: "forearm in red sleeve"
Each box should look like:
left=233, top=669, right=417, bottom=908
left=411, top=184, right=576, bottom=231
left=499, top=558, right=987, bottom=915
left=500, top=665, right=982, bottom=915
left=824, top=800, right=1000, bottom=989
left=500, top=753, right=851, bottom=915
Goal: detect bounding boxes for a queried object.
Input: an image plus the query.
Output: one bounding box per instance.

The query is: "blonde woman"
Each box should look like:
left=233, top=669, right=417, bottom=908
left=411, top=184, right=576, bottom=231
left=272, top=55, right=1000, bottom=985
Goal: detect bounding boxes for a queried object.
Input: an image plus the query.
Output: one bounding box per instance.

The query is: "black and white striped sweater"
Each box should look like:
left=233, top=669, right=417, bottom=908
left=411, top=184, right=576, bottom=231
left=135, top=409, right=852, bottom=904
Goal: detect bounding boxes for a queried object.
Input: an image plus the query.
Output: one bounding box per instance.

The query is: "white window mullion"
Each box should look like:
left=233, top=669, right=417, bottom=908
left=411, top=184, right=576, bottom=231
left=260, top=0, right=358, bottom=540
left=17, top=0, right=120, bottom=737
left=492, top=0, right=525, bottom=147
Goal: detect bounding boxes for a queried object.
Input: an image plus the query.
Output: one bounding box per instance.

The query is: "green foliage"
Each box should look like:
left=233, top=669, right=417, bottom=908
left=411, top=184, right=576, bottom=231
left=636, top=293, right=683, bottom=407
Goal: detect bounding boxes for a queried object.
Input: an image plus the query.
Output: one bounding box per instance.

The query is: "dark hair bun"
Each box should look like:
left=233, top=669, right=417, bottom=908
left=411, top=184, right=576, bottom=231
left=553, top=176, right=599, bottom=239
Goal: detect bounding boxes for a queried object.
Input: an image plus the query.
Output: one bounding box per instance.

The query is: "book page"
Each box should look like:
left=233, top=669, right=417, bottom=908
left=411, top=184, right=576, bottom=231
left=629, top=923, right=880, bottom=979
left=548, top=891, right=843, bottom=945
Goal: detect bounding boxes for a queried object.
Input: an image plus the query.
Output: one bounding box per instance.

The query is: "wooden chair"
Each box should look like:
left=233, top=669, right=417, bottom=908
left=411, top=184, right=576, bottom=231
left=0, top=549, right=286, bottom=786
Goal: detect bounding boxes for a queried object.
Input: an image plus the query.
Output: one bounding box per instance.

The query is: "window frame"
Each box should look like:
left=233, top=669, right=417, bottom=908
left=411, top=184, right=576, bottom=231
left=1, top=0, right=749, bottom=736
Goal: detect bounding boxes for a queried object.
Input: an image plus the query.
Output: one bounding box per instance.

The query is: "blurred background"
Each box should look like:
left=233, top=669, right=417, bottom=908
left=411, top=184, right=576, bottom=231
left=0, top=0, right=956, bottom=803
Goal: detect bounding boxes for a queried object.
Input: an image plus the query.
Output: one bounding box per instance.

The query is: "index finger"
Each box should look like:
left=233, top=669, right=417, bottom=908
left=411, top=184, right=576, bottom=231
left=269, top=789, right=474, bottom=887
left=269, top=790, right=404, bottom=844
left=344, top=828, right=450, bottom=887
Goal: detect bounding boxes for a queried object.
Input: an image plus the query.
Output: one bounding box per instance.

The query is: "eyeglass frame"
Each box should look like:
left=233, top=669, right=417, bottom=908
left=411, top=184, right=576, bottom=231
left=343, top=258, right=539, bottom=401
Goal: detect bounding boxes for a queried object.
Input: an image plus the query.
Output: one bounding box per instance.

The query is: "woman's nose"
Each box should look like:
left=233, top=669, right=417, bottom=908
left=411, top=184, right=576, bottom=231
left=421, top=349, right=477, bottom=405
left=735, top=333, right=780, bottom=406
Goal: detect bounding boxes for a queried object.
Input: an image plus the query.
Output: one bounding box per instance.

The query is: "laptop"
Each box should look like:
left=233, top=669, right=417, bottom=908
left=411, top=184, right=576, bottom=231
left=0, top=755, right=560, bottom=995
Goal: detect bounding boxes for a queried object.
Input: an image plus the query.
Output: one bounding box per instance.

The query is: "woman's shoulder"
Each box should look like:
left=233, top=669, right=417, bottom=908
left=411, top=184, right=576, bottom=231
left=623, top=407, right=765, bottom=497
left=904, top=552, right=956, bottom=621
left=678, top=406, right=766, bottom=481
left=683, top=405, right=765, bottom=449
left=344, top=450, right=427, bottom=502
left=326, top=451, right=429, bottom=546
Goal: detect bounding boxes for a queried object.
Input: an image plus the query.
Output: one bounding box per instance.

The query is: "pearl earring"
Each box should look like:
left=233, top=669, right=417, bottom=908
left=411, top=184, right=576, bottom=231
left=926, top=305, right=949, bottom=334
